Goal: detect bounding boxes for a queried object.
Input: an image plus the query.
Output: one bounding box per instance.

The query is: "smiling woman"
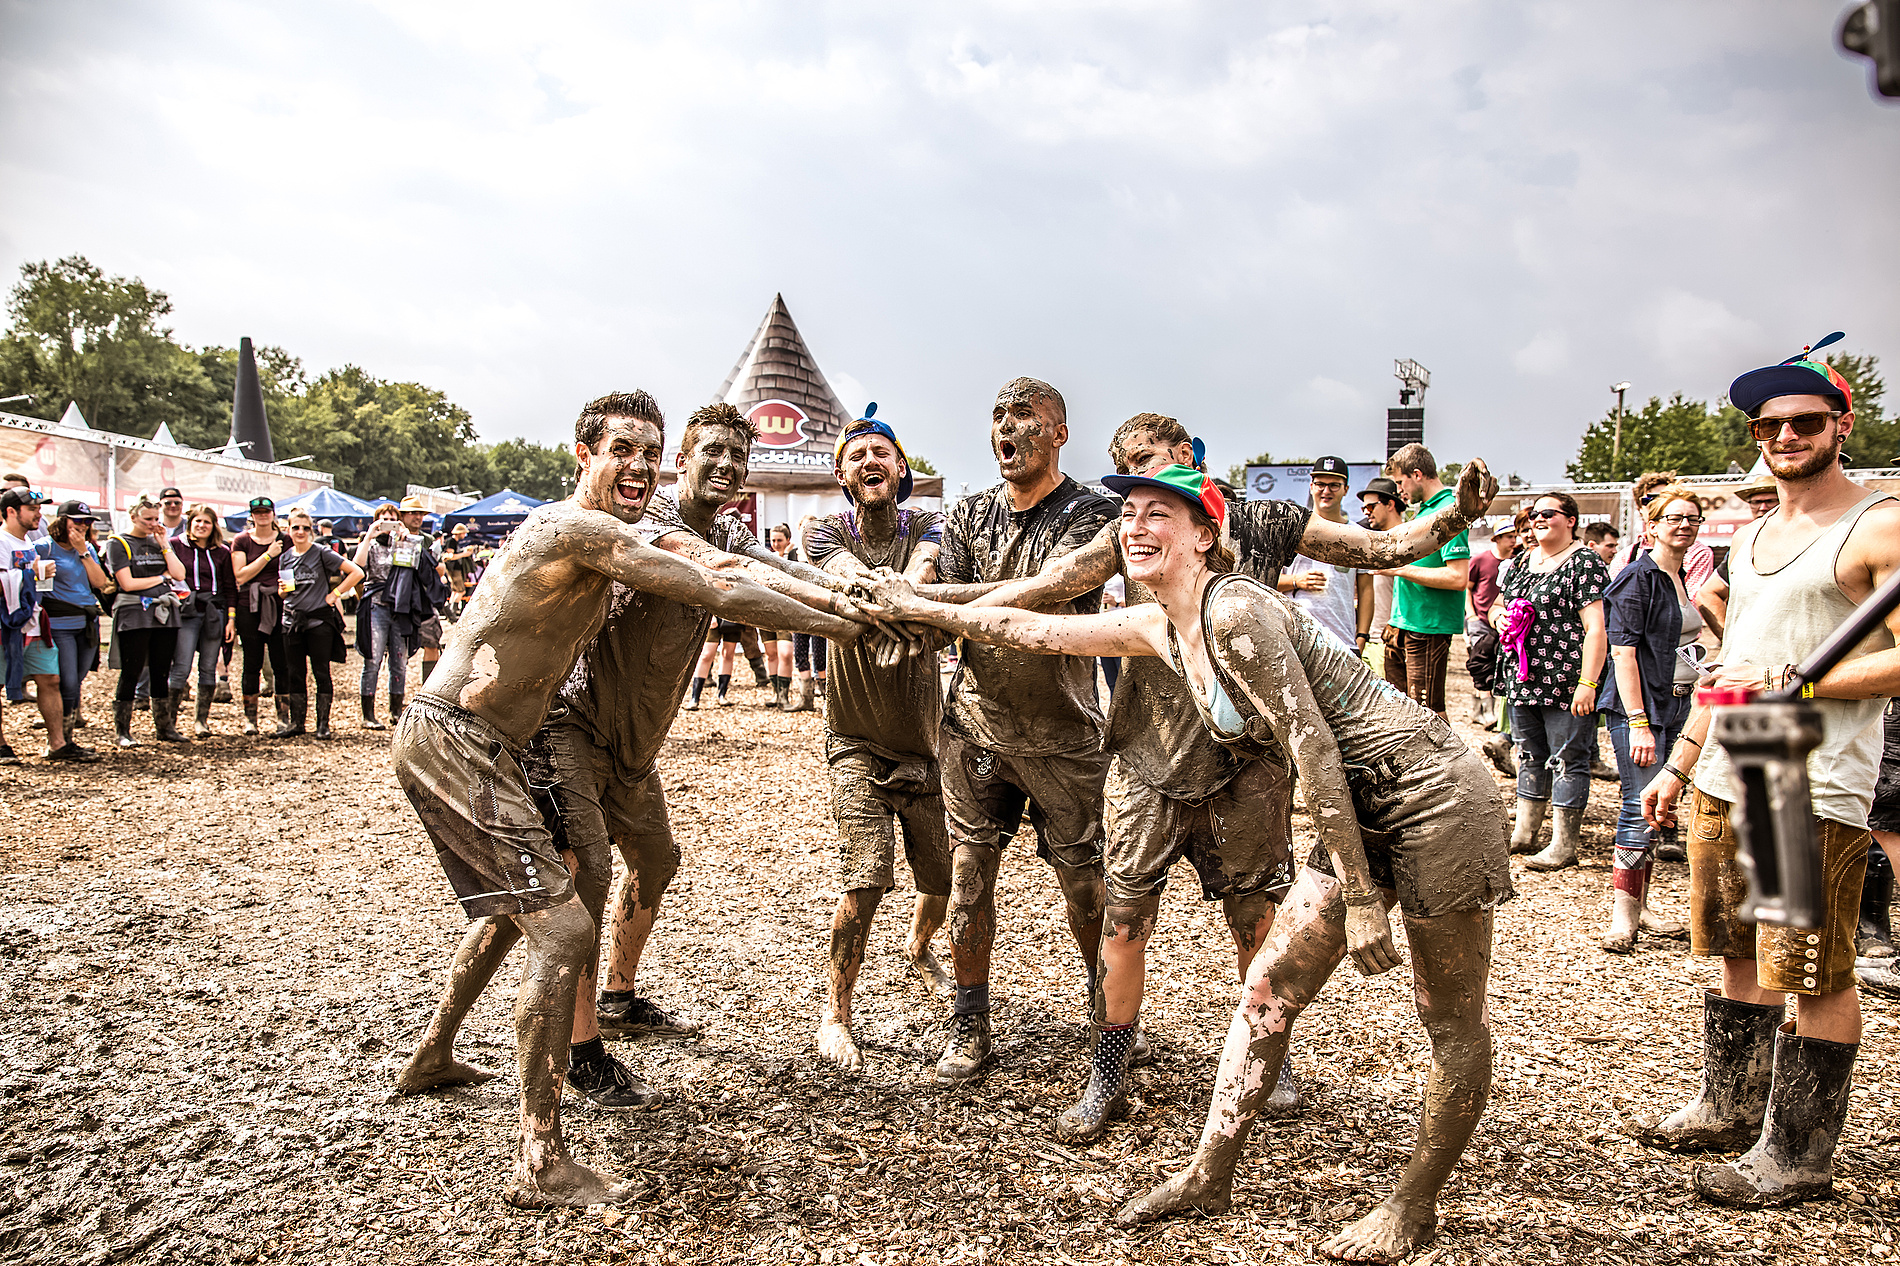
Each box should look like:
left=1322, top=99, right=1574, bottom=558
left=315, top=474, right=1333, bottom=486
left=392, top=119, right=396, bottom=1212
left=865, top=462, right=1510, bottom=1260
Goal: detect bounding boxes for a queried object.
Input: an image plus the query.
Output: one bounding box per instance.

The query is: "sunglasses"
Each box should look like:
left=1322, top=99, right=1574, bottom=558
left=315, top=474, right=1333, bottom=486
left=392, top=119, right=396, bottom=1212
left=1528, top=508, right=1569, bottom=522
left=1748, top=411, right=1839, bottom=442
left=1658, top=513, right=1705, bottom=526
left=289, top=525, right=312, bottom=532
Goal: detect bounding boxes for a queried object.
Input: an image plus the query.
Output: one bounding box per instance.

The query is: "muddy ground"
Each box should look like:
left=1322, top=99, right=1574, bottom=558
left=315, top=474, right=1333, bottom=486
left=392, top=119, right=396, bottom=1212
left=2, top=644, right=1896, bottom=1266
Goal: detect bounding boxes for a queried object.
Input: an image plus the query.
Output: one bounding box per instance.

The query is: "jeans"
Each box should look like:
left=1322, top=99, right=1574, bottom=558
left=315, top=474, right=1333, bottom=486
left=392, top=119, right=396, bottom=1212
left=1511, top=702, right=1596, bottom=810
left=1605, top=715, right=1682, bottom=870
left=361, top=604, right=409, bottom=699
left=50, top=626, right=92, bottom=715
left=168, top=608, right=224, bottom=694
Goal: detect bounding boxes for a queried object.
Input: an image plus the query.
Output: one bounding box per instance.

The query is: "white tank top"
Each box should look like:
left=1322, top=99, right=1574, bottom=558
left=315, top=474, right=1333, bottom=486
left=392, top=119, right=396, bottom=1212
left=1693, top=490, right=1896, bottom=828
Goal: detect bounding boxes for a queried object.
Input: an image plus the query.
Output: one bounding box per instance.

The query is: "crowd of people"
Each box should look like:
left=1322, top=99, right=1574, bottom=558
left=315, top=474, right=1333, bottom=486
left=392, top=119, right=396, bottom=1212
left=0, top=480, right=525, bottom=758
left=6, top=344, right=1896, bottom=1259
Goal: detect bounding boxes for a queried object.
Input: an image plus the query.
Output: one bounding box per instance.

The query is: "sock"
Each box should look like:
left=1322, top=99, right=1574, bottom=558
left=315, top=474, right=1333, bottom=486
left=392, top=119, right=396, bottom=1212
left=569, top=1036, right=606, bottom=1066
left=717, top=673, right=731, bottom=696
left=599, top=988, right=637, bottom=1005
left=689, top=676, right=705, bottom=702
left=954, top=983, right=990, bottom=1016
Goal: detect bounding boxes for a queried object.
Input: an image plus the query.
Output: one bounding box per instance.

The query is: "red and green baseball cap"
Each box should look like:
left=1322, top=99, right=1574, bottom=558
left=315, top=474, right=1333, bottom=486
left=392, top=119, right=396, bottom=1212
left=1102, top=463, right=1226, bottom=530
left=1729, top=331, right=1853, bottom=418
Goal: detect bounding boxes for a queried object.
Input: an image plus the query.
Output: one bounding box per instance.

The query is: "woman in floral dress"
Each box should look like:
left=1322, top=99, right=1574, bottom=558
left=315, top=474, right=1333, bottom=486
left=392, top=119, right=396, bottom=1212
left=1492, top=491, right=1609, bottom=870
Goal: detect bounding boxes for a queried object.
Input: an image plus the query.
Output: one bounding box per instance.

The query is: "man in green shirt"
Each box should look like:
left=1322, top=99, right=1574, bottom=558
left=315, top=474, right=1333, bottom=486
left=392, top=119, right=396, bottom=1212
left=1377, top=443, right=1470, bottom=718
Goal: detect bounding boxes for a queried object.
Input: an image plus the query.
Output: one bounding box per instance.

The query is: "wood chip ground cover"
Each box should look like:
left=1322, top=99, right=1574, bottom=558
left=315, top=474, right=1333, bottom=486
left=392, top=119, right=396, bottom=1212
left=2, top=656, right=1895, bottom=1264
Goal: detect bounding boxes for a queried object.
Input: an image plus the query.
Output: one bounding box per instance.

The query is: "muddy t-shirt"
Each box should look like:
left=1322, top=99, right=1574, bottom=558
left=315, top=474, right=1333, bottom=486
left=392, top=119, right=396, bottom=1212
left=556, top=491, right=756, bottom=778
left=1105, top=498, right=1311, bottom=798
left=804, top=508, right=945, bottom=764
left=938, top=476, right=1116, bottom=756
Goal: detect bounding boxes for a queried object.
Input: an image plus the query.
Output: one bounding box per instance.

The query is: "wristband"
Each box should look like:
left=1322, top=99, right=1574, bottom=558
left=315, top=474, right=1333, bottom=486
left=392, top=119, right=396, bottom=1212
left=1577, top=678, right=1597, bottom=691
left=1679, top=735, right=1702, bottom=748
left=1801, top=681, right=1816, bottom=700
left=1663, top=762, right=1692, bottom=784
left=1630, top=717, right=1650, bottom=729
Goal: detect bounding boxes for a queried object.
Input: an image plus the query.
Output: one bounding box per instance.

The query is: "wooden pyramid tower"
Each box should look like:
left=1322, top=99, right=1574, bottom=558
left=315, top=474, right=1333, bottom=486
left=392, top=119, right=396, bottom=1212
left=715, top=295, right=854, bottom=452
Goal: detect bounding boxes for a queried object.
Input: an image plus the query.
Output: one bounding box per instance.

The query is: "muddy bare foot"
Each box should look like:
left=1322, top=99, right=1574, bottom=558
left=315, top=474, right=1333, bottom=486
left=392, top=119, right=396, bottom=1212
left=396, top=1049, right=500, bottom=1094
left=1319, top=1196, right=1437, bottom=1263
left=907, top=945, right=952, bottom=992
left=1115, top=1166, right=1233, bottom=1227
left=501, top=1156, right=634, bottom=1210
left=816, top=1012, right=864, bottom=1071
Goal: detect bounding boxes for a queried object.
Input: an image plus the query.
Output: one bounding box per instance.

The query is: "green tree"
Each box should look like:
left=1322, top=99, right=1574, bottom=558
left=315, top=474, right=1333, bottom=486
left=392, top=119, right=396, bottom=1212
left=1567, top=392, right=1725, bottom=482
left=0, top=255, right=213, bottom=437
left=484, top=437, right=576, bottom=502
left=1829, top=353, right=1897, bottom=468
left=269, top=367, right=487, bottom=501
left=906, top=453, right=938, bottom=475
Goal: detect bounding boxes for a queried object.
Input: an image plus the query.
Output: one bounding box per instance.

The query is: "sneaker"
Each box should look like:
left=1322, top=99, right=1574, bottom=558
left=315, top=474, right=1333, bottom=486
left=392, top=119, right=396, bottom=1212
left=597, top=994, right=701, bottom=1038
left=46, top=743, right=100, bottom=763
left=567, top=1052, right=663, bottom=1109
left=0, top=744, right=18, bottom=765
left=934, top=1011, right=993, bottom=1083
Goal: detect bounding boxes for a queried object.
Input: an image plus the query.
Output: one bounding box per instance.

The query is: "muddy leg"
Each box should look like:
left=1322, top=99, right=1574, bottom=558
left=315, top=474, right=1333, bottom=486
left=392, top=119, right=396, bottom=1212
left=1051, top=858, right=1107, bottom=984
left=946, top=843, right=1002, bottom=987
left=600, top=833, right=673, bottom=994
left=1320, top=909, right=1494, bottom=1263
left=1098, top=895, right=1161, bottom=1026
left=820, top=887, right=884, bottom=1070
left=564, top=847, right=610, bottom=1045
left=504, top=896, right=631, bottom=1209
left=905, top=893, right=950, bottom=990
left=1221, top=889, right=1277, bottom=980
left=398, top=916, right=522, bottom=1092
left=1119, top=871, right=1350, bottom=1226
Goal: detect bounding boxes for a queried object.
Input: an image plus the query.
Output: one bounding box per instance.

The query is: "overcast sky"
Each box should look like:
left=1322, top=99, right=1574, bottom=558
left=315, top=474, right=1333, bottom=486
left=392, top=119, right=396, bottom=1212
left=2, top=1, right=1894, bottom=491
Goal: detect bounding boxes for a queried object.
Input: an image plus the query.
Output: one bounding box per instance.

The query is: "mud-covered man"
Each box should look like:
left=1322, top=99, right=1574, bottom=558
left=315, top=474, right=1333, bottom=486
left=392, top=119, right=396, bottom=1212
left=919, top=376, right=1119, bottom=1082
left=921, top=414, right=1494, bottom=1138
left=391, top=391, right=869, bottom=1209
left=535, top=401, right=871, bottom=1106
left=802, top=409, right=954, bottom=1071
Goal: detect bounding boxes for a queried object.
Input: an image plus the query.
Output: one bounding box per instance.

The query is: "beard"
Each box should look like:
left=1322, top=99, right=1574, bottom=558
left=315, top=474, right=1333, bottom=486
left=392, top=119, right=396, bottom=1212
left=1763, top=434, right=1842, bottom=482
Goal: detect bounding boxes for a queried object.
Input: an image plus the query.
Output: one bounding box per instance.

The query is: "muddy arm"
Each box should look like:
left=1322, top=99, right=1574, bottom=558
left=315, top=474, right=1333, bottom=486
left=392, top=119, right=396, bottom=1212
left=869, top=589, right=1163, bottom=660
left=964, top=521, right=1119, bottom=609
left=1300, top=459, right=1495, bottom=569
left=1205, top=587, right=1402, bottom=975
left=653, top=530, right=869, bottom=629
left=730, top=536, right=849, bottom=592
left=594, top=521, right=864, bottom=641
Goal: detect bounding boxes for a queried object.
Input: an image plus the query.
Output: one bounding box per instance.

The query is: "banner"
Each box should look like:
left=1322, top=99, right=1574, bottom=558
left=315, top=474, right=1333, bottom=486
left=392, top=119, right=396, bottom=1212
left=1243, top=463, right=1384, bottom=505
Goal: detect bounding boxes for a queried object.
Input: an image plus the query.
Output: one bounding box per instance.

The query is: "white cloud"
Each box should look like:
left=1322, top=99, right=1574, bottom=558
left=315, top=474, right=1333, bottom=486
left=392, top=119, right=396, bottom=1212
left=1513, top=330, right=1570, bottom=375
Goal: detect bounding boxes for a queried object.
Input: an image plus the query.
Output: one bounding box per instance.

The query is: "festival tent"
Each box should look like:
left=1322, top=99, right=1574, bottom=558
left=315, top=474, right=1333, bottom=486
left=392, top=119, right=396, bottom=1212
left=222, top=485, right=384, bottom=533
left=441, top=489, right=546, bottom=536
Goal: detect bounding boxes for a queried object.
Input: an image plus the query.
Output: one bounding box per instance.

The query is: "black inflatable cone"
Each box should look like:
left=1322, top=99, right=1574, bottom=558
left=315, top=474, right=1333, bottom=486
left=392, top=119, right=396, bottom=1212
left=230, top=336, right=274, bottom=464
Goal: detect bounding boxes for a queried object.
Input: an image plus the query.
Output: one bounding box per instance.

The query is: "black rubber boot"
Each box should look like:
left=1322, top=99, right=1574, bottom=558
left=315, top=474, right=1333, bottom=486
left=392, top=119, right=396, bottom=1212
left=1058, top=1020, right=1137, bottom=1142
left=360, top=695, right=386, bottom=731
left=313, top=691, right=333, bottom=740
left=1858, top=841, right=1894, bottom=959
left=1633, top=990, right=1784, bottom=1151
left=272, top=693, right=307, bottom=738
left=242, top=695, right=260, bottom=735
left=114, top=700, right=138, bottom=749
left=749, top=655, right=768, bottom=687
left=152, top=696, right=188, bottom=743
left=1694, top=1021, right=1858, bottom=1207
left=390, top=692, right=405, bottom=724
left=193, top=693, right=213, bottom=738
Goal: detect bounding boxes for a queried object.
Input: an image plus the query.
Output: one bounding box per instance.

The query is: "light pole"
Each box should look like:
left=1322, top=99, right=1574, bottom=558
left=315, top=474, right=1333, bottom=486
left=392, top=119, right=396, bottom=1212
left=1611, top=381, right=1631, bottom=471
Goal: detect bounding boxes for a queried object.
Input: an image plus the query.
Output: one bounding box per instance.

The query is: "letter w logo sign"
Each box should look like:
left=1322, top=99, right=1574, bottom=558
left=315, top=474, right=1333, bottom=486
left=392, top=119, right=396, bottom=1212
left=746, top=399, right=811, bottom=448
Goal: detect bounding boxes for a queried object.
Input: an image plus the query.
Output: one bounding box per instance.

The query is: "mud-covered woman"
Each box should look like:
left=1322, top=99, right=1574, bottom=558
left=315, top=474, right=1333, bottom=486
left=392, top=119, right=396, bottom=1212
left=868, top=463, right=1511, bottom=1264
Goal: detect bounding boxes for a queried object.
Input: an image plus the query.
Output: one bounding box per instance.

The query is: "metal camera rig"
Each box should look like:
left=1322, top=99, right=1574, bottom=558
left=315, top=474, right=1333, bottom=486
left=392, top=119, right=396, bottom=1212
left=1711, top=563, right=1900, bottom=928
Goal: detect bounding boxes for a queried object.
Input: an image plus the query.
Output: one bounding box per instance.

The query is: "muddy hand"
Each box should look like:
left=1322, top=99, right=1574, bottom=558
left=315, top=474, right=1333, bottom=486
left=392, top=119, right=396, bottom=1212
left=1345, top=902, right=1403, bottom=976
left=1456, top=458, right=1497, bottom=521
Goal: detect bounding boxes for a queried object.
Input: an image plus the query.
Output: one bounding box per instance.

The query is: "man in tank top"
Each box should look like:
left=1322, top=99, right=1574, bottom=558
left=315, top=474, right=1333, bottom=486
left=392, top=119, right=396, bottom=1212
left=1639, top=339, right=1900, bottom=1209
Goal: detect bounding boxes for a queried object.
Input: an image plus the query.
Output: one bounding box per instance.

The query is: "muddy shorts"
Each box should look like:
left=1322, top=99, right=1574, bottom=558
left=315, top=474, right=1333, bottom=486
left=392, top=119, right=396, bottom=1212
left=392, top=695, right=573, bottom=920
left=418, top=615, right=444, bottom=650
left=1104, top=757, right=1295, bottom=904
left=937, top=723, right=1108, bottom=875
left=1685, top=786, right=1870, bottom=995
left=706, top=620, right=746, bottom=644
left=825, top=736, right=953, bottom=896
left=1305, top=724, right=1514, bottom=919
left=540, top=719, right=678, bottom=907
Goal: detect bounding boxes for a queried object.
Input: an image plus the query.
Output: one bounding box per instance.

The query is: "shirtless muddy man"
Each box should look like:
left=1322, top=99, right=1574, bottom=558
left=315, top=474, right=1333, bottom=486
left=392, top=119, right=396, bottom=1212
left=391, top=391, right=870, bottom=1208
